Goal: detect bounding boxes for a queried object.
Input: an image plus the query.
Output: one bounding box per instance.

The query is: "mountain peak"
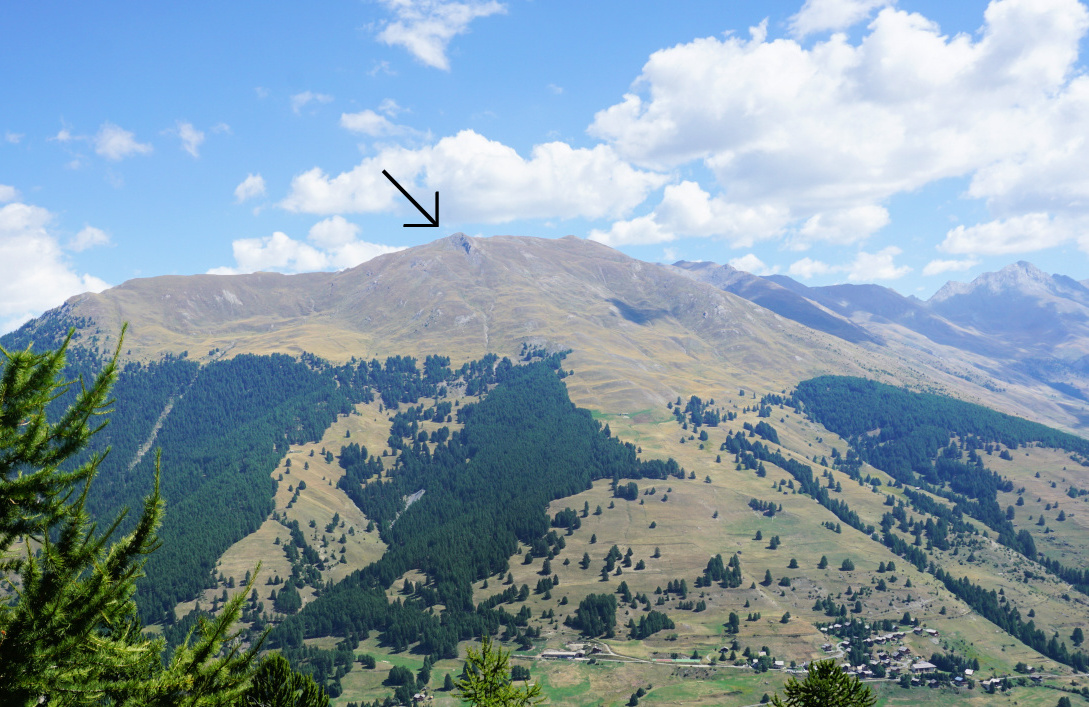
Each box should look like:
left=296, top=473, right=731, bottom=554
left=929, top=261, right=1054, bottom=303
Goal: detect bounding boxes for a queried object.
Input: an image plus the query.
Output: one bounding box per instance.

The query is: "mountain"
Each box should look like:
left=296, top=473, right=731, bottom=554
left=671, top=261, right=880, bottom=345
left=682, top=259, right=1089, bottom=433
left=12, top=234, right=923, bottom=415
left=9, top=234, right=1089, bottom=705
left=929, top=261, right=1089, bottom=356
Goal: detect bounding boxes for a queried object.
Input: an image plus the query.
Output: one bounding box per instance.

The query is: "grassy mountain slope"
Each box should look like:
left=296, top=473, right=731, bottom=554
left=14, top=234, right=943, bottom=415
left=7, top=234, right=1089, bottom=705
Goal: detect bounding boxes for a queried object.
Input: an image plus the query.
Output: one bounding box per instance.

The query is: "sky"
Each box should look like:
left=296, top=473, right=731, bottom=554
left=4, top=0, right=1089, bottom=333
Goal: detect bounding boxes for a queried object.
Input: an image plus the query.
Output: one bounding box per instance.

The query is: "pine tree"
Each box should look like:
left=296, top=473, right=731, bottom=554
left=0, top=330, right=272, bottom=704
left=771, top=659, right=876, bottom=706
left=455, top=636, right=543, bottom=706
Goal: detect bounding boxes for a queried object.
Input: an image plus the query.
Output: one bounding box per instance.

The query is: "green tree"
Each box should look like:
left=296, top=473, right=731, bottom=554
left=242, top=654, right=329, bottom=706
left=455, top=635, right=544, bottom=706
left=0, top=331, right=265, bottom=705
left=770, top=659, right=876, bottom=707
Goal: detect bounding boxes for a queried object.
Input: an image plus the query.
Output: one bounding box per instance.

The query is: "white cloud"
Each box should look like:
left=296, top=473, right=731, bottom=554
left=282, top=129, right=665, bottom=223
left=340, top=110, right=409, bottom=137
left=308, top=215, right=360, bottom=249
left=0, top=201, right=109, bottom=333
left=5, top=131, right=23, bottom=144
left=378, top=98, right=404, bottom=117
left=548, top=83, right=563, bottom=95
left=51, top=128, right=77, bottom=143
left=0, top=184, right=19, bottom=203
left=785, top=246, right=908, bottom=281
left=291, top=91, right=333, bottom=114
left=234, top=174, right=267, bottom=203
left=789, top=0, right=893, bottom=37
left=729, top=253, right=778, bottom=275
left=94, top=123, right=152, bottom=161
left=589, top=181, right=790, bottom=247
left=939, top=212, right=1073, bottom=255
left=922, top=257, right=980, bottom=276
left=369, top=60, right=396, bottom=77
left=587, top=0, right=1089, bottom=254
left=67, top=225, right=111, bottom=252
left=788, top=257, right=833, bottom=279
left=847, top=246, right=910, bottom=281
left=174, top=121, right=205, bottom=157
left=376, top=0, right=506, bottom=71
left=211, top=232, right=327, bottom=275
left=796, top=205, right=890, bottom=247
left=211, top=217, right=404, bottom=275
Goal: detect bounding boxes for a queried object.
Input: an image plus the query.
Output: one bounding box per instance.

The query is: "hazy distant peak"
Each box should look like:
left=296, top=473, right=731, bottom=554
left=672, top=260, right=725, bottom=272
left=929, top=261, right=1056, bottom=303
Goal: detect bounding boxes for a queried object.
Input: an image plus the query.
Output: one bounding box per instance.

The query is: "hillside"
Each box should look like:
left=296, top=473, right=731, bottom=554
left=7, top=234, right=1089, bottom=706
left=13, top=233, right=1073, bottom=435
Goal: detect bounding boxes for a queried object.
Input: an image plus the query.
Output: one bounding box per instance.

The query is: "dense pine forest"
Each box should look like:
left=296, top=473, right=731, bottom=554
left=272, top=357, right=684, bottom=667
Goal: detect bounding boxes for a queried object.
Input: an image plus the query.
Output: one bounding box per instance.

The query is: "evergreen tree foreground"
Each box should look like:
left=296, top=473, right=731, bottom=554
left=0, top=331, right=326, bottom=706
left=770, top=659, right=876, bottom=707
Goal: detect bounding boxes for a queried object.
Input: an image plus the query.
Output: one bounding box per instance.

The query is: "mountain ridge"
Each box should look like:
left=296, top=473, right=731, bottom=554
left=9, top=233, right=1089, bottom=436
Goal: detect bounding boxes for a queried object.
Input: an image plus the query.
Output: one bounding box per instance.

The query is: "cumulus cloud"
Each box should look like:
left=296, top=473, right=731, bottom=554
left=589, top=181, right=790, bottom=247
left=789, top=0, right=893, bottom=37
left=587, top=0, right=1089, bottom=255
left=210, top=216, right=404, bottom=275
left=786, top=247, right=909, bottom=281
left=282, top=129, right=665, bottom=223
left=234, top=174, right=267, bottom=203
left=340, top=110, right=409, bottom=137
left=210, top=232, right=327, bottom=275
left=788, top=257, right=833, bottom=279
left=291, top=91, right=333, bottom=114
left=67, top=225, right=111, bottom=252
left=939, top=212, right=1073, bottom=255
left=796, top=205, right=890, bottom=248
left=5, top=131, right=23, bottom=144
left=0, top=201, right=109, bottom=333
left=847, top=246, right=911, bottom=281
left=729, top=253, right=778, bottom=275
left=0, top=184, right=19, bottom=203
left=94, top=123, right=152, bottom=161
left=376, top=0, right=506, bottom=71
left=922, top=257, right=980, bottom=276
left=175, top=121, right=205, bottom=157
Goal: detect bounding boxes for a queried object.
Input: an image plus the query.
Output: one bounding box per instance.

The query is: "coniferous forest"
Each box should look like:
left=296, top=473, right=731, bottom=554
left=273, top=356, right=685, bottom=659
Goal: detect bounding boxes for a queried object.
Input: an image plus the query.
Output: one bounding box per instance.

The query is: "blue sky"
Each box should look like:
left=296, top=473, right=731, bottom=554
left=4, top=0, right=1089, bottom=332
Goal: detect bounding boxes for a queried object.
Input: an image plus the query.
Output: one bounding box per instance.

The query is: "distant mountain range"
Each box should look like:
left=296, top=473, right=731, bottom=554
left=677, top=259, right=1089, bottom=428
left=8, top=235, right=1089, bottom=435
